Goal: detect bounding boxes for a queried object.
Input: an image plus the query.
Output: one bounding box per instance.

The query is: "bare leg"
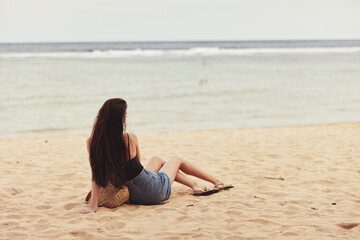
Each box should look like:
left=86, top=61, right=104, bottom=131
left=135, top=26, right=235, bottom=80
left=146, top=156, right=198, bottom=189
left=159, top=156, right=220, bottom=186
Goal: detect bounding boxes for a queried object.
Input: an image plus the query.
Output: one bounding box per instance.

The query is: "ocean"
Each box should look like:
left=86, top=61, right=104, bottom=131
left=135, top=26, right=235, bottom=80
left=1, top=40, right=360, bottom=138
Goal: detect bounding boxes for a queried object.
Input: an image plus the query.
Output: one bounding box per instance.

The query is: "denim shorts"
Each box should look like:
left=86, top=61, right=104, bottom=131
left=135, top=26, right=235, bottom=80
left=125, top=168, right=172, bottom=205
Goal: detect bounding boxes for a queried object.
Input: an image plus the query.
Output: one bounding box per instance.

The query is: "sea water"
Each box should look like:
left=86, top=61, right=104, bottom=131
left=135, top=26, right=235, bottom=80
left=0, top=40, right=360, bottom=138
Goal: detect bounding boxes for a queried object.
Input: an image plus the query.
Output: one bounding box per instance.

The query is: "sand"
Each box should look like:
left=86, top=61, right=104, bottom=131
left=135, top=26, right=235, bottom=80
left=1, top=123, right=359, bottom=239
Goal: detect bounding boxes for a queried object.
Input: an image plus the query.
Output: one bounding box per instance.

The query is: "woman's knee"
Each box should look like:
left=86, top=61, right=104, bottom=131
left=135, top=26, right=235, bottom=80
left=169, top=156, right=183, bottom=167
left=150, top=156, right=166, bottom=164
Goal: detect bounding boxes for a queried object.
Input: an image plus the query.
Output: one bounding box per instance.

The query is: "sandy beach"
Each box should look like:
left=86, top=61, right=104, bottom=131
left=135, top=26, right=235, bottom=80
left=1, top=123, right=359, bottom=239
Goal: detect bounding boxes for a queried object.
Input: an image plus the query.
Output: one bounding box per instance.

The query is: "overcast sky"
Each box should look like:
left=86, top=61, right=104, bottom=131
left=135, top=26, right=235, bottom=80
left=0, top=0, right=359, bottom=42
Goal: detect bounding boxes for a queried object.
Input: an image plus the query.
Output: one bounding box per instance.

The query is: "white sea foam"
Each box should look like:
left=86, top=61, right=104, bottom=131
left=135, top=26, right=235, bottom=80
left=1, top=47, right=360, bottom=59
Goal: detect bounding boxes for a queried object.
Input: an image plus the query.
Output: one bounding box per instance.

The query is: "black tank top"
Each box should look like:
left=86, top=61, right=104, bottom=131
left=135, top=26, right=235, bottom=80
left=124, top=134, right=143, bottom=181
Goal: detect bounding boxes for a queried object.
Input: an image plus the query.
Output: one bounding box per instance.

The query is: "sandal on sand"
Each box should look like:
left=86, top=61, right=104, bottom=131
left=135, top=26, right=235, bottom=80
left=192, top=187, right=220, bottom=196
left=214, top=182, right=234, bottom=191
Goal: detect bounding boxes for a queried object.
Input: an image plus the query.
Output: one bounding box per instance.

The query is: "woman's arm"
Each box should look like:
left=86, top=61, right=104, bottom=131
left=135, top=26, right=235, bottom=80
left=87, top=136, right=100, bottom=212
left=77, top=181, right=100, bottom=214
left=86, top=137, right=91, bottom=156
left=77, top=137, right=100, bottom=214
left=131, top=133, right=141, bottom=163
left=89, top=180, right=100, bottom=211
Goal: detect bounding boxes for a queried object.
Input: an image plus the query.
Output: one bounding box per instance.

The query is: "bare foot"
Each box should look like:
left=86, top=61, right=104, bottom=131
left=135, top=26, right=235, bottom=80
left=192, top=183, right=219, bottom=196
left=214, top=181, right=234, bottom=190
left=192, top=183, right=207, bottom=194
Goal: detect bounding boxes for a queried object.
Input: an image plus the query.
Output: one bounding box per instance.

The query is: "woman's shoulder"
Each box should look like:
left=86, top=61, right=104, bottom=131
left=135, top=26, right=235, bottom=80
left=126, top=133, right=139, bottom=144
left=86, top=136, right=92, bottom=147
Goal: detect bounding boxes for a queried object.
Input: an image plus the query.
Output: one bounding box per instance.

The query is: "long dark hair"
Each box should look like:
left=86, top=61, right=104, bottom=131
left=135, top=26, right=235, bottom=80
left=89, top=98, right=128, bottom=188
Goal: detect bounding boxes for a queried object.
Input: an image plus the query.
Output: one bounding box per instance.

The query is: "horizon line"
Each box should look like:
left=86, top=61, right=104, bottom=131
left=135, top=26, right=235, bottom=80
left=1, top=39, right=360, bottom=45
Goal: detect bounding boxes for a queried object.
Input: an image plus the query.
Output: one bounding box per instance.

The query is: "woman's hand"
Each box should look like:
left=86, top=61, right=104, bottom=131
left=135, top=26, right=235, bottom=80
left=76, top=208, right=96, bottom=214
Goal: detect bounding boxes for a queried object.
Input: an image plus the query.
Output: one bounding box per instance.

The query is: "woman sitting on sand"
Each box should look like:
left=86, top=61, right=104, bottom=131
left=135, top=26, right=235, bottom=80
left=79, top=98, right=232, bottom=213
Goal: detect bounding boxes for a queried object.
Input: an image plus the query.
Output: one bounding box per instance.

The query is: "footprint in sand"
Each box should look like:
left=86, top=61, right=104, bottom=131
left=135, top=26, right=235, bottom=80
left=70, top=231, right=91, bottom=238
left=176, top=216, right=188, bottom=222
left=104, top=221, right=126, bottom=231
left=282, top=232, right=298, bottom=236
left=66, top=219, right=79, bottom=225
left=63, top=203, right=78, bottom=210
left=266, top=154, right=281, bottom=159
left=35, top=205, right=52, bottom=210
left=58, top=173, right=74, bottom=178
left=322, top=188, right=332, bottom=193
left=9, top=187, right=21, bottom=196
left=72, top=183, right=87, bottom=188
left=1, top=221, right=20, bottom=227
left=283, top=211, right=297, bottom=215
left=250, top=218, right=278, bottom=225
left=98, top=216, right=118, bottom=221
left=337, top=223, right=358, bottom=229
